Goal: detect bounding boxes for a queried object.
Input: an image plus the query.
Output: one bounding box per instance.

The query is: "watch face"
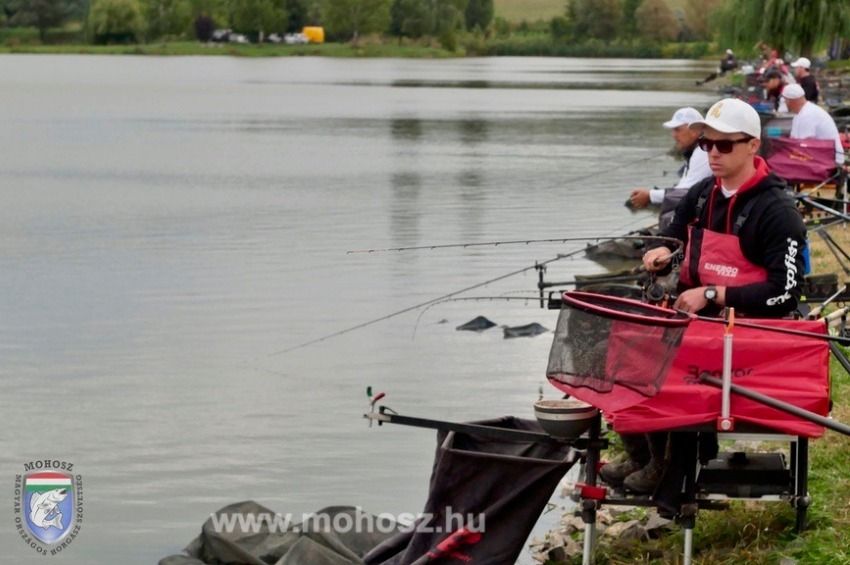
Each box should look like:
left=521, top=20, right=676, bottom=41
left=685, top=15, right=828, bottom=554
left=705, top=288, right=717, bottom=300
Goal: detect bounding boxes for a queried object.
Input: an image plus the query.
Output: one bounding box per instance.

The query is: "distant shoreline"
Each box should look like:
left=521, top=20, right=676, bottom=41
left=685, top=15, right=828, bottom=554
left=0, top=40, right=720, bottom=59
left=0, top=42, right=460, bottom=58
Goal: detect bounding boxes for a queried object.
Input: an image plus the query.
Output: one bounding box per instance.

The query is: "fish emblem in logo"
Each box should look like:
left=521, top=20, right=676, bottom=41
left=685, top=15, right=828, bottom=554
left=709, top=101, right=724, bottom=118
left=23, top=471, right=75, bottom=544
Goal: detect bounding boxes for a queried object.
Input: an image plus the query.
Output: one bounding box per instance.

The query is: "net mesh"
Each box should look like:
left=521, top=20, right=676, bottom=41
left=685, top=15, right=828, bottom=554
left=547, top=291, right=690, bottom=397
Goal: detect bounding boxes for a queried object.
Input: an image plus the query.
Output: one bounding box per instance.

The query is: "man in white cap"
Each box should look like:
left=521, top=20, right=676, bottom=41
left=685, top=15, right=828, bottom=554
left=791, top=57, right=818, bottom=102
left=628, top=107, right=712, bottom=229
left=720, top=48, right=737, bottom=74
left=784, top=83, right=845, bottom=165
left=600, top=98, right=807, bottom=494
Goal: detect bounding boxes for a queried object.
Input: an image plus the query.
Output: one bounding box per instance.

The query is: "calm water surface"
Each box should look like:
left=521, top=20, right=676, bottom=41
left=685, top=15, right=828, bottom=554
left=0, top=55, right=715, bottom=563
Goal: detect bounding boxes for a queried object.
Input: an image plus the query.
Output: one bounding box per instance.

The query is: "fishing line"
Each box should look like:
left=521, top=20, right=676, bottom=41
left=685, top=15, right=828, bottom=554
left=269, top=149, right=675, bottom=356
left=268, top=247, right=586, bottom=356
left=411, top=295, right=543, bottom=339
left=556, top=150, right=670, bottom=189
left=274, top=236, right=681, bottom=355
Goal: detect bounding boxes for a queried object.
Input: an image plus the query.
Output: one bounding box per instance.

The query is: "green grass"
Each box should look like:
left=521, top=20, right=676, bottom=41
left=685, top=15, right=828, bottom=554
left=494, top=0, right=564, bottom=23
left=0, top=40, right=458, bottom=58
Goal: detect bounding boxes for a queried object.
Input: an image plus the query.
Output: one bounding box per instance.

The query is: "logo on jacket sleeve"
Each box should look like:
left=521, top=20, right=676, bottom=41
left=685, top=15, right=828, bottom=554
left=767, top=238, right=799, bottom=306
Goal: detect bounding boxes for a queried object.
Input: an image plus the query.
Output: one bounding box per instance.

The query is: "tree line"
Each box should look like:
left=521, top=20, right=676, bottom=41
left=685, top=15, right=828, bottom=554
left=0, top=0, right=494, bottom=44
left=1, top=0, right=849, bottom=57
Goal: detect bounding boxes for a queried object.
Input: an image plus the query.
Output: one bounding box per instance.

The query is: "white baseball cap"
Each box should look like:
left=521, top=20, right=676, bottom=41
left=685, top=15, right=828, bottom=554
left=781, top=84, right=806, bottom=100
left=689, top=98, right=762, bottom=139
left=791, top=57, right=811, bottom=69
left=663, top=107, right=704, bottom=129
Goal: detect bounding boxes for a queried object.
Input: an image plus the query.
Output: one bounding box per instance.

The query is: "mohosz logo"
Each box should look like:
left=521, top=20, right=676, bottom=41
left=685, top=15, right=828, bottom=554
left=14, top=460, right=83, bottom=555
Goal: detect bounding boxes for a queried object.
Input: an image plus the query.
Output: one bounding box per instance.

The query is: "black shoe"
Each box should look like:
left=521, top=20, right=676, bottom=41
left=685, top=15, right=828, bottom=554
left=599, top=458, right=642, bottom=486
left=623, top=460, right=664, bottom=494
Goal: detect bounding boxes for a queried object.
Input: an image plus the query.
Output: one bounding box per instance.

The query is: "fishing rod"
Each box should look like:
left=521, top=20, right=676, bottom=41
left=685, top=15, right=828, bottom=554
left=273, top=236, right=683, bottom=355
left=347, top=235, right=683, bottom=255
left=538, top=271, right=644, bottom=290
left=808, top=284, right=848, bottom=319
left=700, top=374, right=850, bottom=437
left=560, top=150, right=671, bottom=183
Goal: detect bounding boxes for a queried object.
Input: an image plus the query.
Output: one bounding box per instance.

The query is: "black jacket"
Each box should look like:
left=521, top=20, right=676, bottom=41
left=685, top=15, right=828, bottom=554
left=661, top=169, right=806, bottom=317
left=799, top=74, right=819, bottom=102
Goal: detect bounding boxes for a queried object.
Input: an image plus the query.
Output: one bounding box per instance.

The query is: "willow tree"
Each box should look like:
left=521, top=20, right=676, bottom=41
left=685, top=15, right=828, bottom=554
left=715, top=0, right=850, bottom=57
left=323, top=0, right=390, bottom=42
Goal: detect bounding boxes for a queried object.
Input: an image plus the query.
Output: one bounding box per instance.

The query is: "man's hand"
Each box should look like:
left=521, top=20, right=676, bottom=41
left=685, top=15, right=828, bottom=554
left=673, top=287, right=709, bottom=313
left=629, top=189, right=651, bottom=209
left=642, top=246, right=672, bottom=272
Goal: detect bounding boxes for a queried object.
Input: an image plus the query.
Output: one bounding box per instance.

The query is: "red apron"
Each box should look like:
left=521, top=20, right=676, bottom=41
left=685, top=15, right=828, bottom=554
left=679, top=225, right=768, bottom=287
left=679, top=186, right=768, bottom=288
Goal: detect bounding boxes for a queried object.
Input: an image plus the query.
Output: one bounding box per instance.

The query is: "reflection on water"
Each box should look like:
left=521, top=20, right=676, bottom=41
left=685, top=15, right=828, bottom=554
left=0, top=54, right=716, bottom=564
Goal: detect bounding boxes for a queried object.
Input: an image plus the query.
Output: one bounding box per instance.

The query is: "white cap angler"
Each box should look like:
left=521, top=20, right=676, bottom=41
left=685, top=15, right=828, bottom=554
left=781, top=84, right=806, bottom=100
left=663, top=107, right=704, bottom=129
left=689, top=98, right=762, bottom=139
left=791, top=57, right=812, bottom=69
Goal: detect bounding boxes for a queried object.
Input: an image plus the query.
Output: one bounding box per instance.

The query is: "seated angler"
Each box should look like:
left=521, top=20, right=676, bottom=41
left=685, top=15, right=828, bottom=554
left=601, top=98, right=807, bottom=494
left=784, top=83, right=845, bottom=166
left=628, top=107, right=712, bottom=230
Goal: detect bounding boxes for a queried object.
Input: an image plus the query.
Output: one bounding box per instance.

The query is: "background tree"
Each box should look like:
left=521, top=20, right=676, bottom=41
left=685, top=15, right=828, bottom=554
left=620, top=0, right=640, bottom=37
left=188, top=0, right=227, bottom=24
left=389, top=0, right=430, bottom=38
left=6, top=0, right=72, bottom=41
left=88, top=0, right=145, bottom=43
left=285, top=0, right=311, bottom=32
left=635, top=0, right=678, bottom=42
left=464, top=0, right=492, bottom=32
left=322, top=0, right=390, bottom=41
left=568, top=0, right=622, bottom=41
left=681, top=0, right=720, bottom=40
left=143, top=0, right=191, bottom=39
left=716, top=0, right=850, bottom=57
left=387, top=0, right=466, bottom=41
left=229, top=0, right=286, bottom=40
left=549, top=14, right=570, bottom=42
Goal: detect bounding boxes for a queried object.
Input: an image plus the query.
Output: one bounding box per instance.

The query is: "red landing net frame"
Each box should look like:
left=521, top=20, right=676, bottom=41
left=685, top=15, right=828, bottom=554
left=547, top=291, right=830, bottom=437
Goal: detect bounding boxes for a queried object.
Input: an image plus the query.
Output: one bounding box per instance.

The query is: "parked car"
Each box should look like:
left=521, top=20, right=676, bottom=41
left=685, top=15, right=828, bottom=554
left=211, top=28, right=231, bottom=42
left=229, top=33, right=249, bottom=44
left=284, top=33, right=309, bottom=45
left=267, top=33, right=283, bottom=44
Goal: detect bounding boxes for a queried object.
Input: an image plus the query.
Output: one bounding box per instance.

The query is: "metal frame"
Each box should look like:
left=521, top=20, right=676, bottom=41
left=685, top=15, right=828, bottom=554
left=364, top=406, right=608, bottom=451
left=571, top=415, right=811, bottom=564
left=364, top=403, right=814, bottom=564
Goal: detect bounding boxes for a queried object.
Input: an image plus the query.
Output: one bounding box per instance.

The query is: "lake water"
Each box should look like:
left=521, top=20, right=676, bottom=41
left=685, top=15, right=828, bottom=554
left=0, top=54, right=716, bottom=563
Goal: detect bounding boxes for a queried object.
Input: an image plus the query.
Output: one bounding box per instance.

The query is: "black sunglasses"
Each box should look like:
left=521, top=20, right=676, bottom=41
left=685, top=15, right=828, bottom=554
left=698, top=136, right=753, bottom=154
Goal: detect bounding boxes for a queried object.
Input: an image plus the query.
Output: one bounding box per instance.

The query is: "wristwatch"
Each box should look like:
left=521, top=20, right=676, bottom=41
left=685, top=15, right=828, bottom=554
left=704, top=286, right=718, bottom=304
